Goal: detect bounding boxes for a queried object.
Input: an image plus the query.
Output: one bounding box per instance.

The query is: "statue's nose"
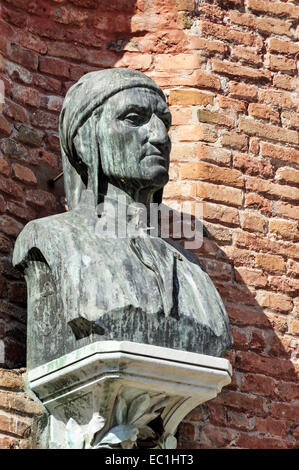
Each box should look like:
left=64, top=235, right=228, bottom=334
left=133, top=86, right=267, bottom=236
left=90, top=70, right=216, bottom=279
left=148, top=114, right=169, bottom=146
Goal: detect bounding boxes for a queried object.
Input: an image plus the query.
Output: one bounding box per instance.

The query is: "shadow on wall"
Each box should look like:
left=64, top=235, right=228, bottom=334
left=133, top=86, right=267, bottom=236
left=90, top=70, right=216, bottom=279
left=171, top=208, right=299, bottom=449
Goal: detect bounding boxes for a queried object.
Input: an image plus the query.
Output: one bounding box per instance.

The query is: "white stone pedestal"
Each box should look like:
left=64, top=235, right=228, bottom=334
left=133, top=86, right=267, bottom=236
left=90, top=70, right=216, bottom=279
left=28, top=341, right=232, bottom=449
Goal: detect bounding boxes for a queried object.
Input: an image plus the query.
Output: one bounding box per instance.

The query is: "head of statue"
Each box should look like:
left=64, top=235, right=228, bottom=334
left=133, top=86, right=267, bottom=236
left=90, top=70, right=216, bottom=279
left=59, top=68, right=172, bottom=210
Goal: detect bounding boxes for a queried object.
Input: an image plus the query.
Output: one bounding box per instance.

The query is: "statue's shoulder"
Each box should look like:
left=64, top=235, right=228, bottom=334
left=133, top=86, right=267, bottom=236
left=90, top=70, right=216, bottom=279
left=13, top=211, right=82, bottom=268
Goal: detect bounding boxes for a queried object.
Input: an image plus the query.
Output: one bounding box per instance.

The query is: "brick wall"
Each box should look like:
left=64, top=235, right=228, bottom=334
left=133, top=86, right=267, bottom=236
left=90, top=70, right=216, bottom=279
left=0, top=0, right=298, bottom=449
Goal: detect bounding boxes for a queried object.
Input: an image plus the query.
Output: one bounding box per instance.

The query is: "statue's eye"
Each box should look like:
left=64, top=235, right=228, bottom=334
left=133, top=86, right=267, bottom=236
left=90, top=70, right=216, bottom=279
left=123, top=113, right=148, bottom=126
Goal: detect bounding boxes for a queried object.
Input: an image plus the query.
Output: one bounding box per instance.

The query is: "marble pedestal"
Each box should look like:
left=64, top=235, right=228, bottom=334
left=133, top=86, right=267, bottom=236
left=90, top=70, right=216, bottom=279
left=28, top=341, right=232, bottom=449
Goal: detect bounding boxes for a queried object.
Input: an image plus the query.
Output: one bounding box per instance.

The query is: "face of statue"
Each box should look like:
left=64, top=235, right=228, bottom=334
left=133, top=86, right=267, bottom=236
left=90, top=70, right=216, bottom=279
left=96, top=87, right=171, bottom=192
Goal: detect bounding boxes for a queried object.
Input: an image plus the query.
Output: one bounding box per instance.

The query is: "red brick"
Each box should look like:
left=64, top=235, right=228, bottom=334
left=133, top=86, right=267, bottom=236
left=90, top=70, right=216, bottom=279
left=267, top=276, right=299, bottom=296
left=248, top=103, right=280, bottom=124
left=203, top=222, right=233, bottom=243
left=241, top=373, right=276, bottom=397
left=258, top=89, right=297, bottom=110
left=12, top=164, right=37, bottom=185
left=236, top=433, right=288, bottom=449
left=39, top=57, right=70, bottom=79
left=217, top=96, right=247, bottom=114
left=261, top=142, right=299, bottom=165
left=0, top=116, right=12, bottom=136
left=0, top=215, right=24, bottom=237
left=0, top=234, right=11, bottom=253
left=25, top=189, right=56, bottom=209
left=7, top=43, right=38, bottom=71
left=169, top=107, right=192, bottom=126
left=276, top=167, right=299, bottom=186
left=236, top=351, right=297, bottom=381
left=0, top=412, right=31, bottom=438
left=180, top=161, right=243, bottom=188
left=0, top=390, right=42, bottom=415
left=231, top=326, right=249, bottom=350
left=170, top=142, right=198, bottom=161
left=53, top=5, right=89, bottom=26
left=235, top=230, right=299, bottom=260
left=267, top=38, right=299, bottom=56
left=270, top=403, right=299, bottom=423
left=273, top=74, right=299, bottom=92
left=265, top=53, right=297, bottom=73
left=187, top=36, right=227, bottom=54
left=276, top=381, right=299, bottom=401
left=255, top=253, right=285, bottom=275
left=202, top=202, right=239, bottom=226
left=33, top=74, right=62, bottom=94
left=287, top=260, right=299, bottom=278
left=220, top=132, right=248, bottom=151
left=160, top=181, right=196, bottom=199
left=199, top=424, right=235, bottom=448
left=198, top=144, right=231, bottom=167
left=269, top=219, right=299, bottom=242
left=176, top=422, right=195, bottom=441
left=200, top=20, right=262, bottom=48
left=198, top=109, right=234, bottom=128
left=212, top=60, right=270, bottom=81
left=0, top=176, right=23, bottom=200
left=18, top=32, right=47, bottom=55
left=247, top=0, right=299, bottom=20
left=246, top=175, right=299, bottom=202
left=227, top=410, right=252, bottom=431
left=217, top=390, right=266, bottom=415
left=155, top=54, right=201, bottom=71
left=231, top=45, right=262, bottom=66
left=196, top=181, right=243, bottom=207
left=12, top=85, right=41, bottom=108
left=239, top=117, right=298, bottom=145
left=281, top=111, right=299, bottom=130
left=244, top=193, right=272, bottom=215
left=235, top=267, right=267, bottom=287
left=3, top=99, right=29, bottom=123
left=221, top=246, right=255, bottom=267
left=289, top=319, right=299, bottom=336
left=229, top=10, right=293, bottom=37
left=233, top=153, right=273, bottom=178
left=228, top=81, right=258, bottom=100
left=216, top=282, right=256, bottom=307
left=200, top=258, right=232, bottom=282
left=169, top=89, right=214, bottom=106
left=177, top=124, right=217, bottom=143
left=7, top=201, right=36, bottom=222
left=240, top=211, right=267, bottom=234
left=31, top=110, right=59, bottom=130
left=0, top=159, right=10, bottom=177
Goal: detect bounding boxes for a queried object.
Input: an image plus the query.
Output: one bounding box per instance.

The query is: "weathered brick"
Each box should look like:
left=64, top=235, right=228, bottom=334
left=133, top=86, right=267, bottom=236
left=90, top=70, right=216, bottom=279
left=170, top=142, right=198, bottom=161
left=0, top=116, right=12, bottom=136
left=236, top=351, right=297, bottom=381
left=245, top=175, right=299, bottom=202
left=248, top=103, right=280, bottom=124
left=270, top=403, right=299, bottom=423
left=0, top=215, right=23, bottom=237
left=276, top=381, right=299, bottom=401
left=155, top=54, right=201, bottom=71
left=12, top=164, right=37, bottom=185
left=235, top=266, right=267, bottom=287
left=177, top=124, right=217, bottom=142
left=267, top=38, right=299, bottom=56
left=3, top=99, right=29, bottom=123
left=169, top=89, right=214, bottom=106
left=25, top=189, right=56, bottom=208
left=239, top=117, right=298, bottom=145
left=258, top=89, right=297, bottom=110
left=269, top=219, right=299, bottom=242
left=275, top=201, right=299, bottom=221
left=7, top=43, right=38, bottom=71
left=202, top=202, right=239, bottom=226
left=240, top=212, right=267, bottom=235
left=236, top=433, right=289, bottom=449
left=228, top=81, right=257, bottom=100
left=12, top=85, right=41, bottom=108
left=180, top=162, right=243, bottom=187
left=217, top=390, right=266, bottom=414
left=261, top=142, right=299, bottom=165
left=212, top=60, right=271, bottom=82
left=265, top=53, right=297, bottom=73
left=255, top=253, right=285, bottom=275
left=289, top=319, right=299, bottom=336
left=220, top=132, right=248, bottom=151
left=217, top=96, right=247, bottom=113
left=0, top=176, right=23, bottom=200
left=241, top=373, right=276, bottom=397
left=256, top=290, right=292, bottom=313
left=235, top=230, right=299, bottom=260
left=247, top=0, right=299, bottom=20
left=198, top=109, right=234, bottom=128
left=229, top=10, right=293, bottom=37
left=16, top=125, right=44, bottom=147
left=233, top=153, right=274, bottom=178
left=287, top=260, right=299, bottom=278
left=281, top=111, right=299, bottom=130
left=39, top=57, right=70, bottom=79
left=231, top=45, right=262, bottom=66
left=187, top=36, right=227, bottom=54
left=200, top=20, right=262, bottom=48
left=196, top=181, right=243, bottom=207
left=273, top=74, right=299, bottom=92
left=198, top=144, right=231, bottom=167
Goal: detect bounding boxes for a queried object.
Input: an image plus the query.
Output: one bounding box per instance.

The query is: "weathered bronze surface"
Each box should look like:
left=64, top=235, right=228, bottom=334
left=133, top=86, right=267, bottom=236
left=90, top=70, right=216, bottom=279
left=13, top=68, right=232, bottom=369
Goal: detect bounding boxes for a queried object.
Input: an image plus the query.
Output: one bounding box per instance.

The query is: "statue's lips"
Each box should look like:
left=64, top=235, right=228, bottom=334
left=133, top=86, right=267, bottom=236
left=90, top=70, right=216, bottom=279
left=143, top=154, right=168, bottom=166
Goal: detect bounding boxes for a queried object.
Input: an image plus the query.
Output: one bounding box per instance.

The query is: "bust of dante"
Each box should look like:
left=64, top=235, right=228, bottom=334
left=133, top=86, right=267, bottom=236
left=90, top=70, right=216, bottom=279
left=13, top=69, right=232, bottom=369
